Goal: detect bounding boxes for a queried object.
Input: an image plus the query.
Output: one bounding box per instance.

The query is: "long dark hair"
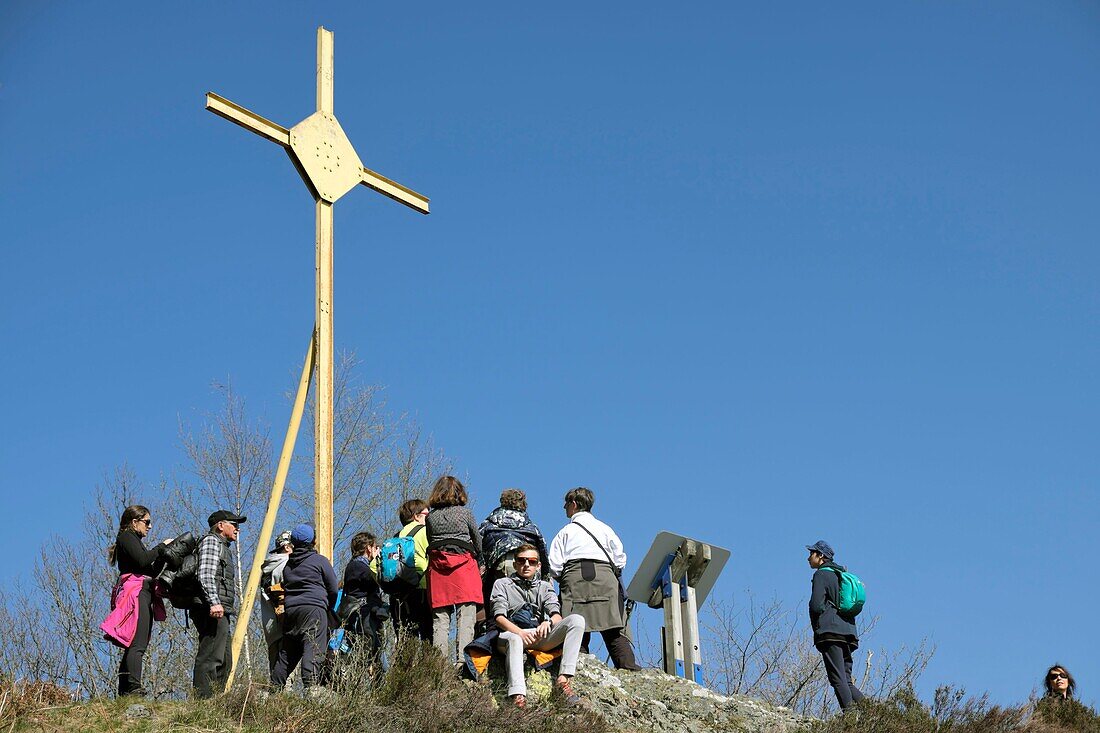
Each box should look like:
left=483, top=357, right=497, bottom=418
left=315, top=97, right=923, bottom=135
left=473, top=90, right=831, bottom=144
left=107, top=504, right=150, bottom=564
left=1044, top=664, right=1076, bottom=699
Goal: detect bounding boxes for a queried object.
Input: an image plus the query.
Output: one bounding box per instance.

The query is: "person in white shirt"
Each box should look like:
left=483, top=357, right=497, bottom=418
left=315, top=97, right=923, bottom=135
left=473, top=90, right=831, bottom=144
left=547, top=487, right=641, bottom=670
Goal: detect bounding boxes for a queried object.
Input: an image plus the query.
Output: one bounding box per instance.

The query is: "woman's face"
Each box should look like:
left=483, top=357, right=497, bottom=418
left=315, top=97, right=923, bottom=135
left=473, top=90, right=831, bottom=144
left=1049, top=668, right=1070, bottom=696
left=132, top=514, right=152, bottom=539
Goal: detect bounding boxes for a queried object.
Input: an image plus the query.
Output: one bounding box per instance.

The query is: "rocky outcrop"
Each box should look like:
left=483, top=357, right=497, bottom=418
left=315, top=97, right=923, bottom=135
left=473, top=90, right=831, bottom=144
left=520, top=654, right=811, bottom=733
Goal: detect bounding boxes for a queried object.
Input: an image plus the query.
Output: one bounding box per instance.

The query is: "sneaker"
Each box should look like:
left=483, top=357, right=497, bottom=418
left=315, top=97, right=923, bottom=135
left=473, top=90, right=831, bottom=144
left=554, top=678, right=582, bottom=706
left=512, top=694, right=527, bottom=709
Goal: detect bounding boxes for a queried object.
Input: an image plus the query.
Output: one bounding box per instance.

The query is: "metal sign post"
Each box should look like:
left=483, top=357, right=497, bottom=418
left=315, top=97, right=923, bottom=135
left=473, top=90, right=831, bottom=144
left=627, top=531, right=730, bottom=683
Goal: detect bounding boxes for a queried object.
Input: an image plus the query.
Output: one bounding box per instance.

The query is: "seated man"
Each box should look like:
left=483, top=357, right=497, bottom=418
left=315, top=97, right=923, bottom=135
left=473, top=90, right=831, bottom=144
left=490, top=544, right=586, bottom=708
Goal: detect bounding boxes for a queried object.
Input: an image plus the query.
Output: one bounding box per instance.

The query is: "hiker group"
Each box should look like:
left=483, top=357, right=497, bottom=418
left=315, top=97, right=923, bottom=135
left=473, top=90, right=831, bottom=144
left=101, top=479, right=638, bottom=708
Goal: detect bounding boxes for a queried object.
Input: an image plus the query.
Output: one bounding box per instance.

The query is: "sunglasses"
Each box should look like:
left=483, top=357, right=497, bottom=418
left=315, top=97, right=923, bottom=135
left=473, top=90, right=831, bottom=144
left=515, top=557, right=540, bottom=566
left=1049, top=672, right=1069, bottom=681
left=135, top=518, right=152, bottom=526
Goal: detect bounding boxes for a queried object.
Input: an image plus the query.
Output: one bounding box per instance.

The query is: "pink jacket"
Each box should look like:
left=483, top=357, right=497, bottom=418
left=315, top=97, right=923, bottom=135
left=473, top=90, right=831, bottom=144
left=100, top=573, right=166, bottom=649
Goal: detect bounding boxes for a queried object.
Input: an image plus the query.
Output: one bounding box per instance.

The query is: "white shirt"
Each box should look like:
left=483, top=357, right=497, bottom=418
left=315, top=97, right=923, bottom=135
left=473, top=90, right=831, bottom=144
left=547, top=511, right=627, bottom=577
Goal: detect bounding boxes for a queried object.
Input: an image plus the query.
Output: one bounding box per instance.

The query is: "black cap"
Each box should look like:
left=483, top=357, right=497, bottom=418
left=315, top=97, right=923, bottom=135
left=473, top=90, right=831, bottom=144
left=208, top=510, right=247, bottom=528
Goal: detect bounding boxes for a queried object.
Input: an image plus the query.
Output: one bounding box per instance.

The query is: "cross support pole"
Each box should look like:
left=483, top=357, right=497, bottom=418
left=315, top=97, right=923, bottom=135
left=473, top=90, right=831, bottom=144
left=226, top=332, right=316, bottom=690
left=314, top=200, right=334, bottom=560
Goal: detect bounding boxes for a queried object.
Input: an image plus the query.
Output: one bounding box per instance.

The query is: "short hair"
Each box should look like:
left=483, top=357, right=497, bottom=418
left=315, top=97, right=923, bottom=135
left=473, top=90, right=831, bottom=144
left=514, top=543, right=540, bottom=558
left=399, top=498, right=428, bottom=525
left=564, top=487, right=594, bottom=513
left=499, top=488, right=527, bottom=512
left=351, top=532, right=377, bottom=557
left=429, top=475, right=467, bottom=509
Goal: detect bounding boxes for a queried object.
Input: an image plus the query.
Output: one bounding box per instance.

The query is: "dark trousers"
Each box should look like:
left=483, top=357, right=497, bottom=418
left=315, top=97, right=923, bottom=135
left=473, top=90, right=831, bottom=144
left=581, top=628, right=641, bottom=671
left=190, top=608, right=232, bottom=699
left=272, top=605, right=329, bottom=688
left=266, top=638, right=282, bottom=676
left=118, top=580, right=153, bottom=697
left=390, top=588, right=432, bottom=642
left=818, top=641, right=865, bottom=710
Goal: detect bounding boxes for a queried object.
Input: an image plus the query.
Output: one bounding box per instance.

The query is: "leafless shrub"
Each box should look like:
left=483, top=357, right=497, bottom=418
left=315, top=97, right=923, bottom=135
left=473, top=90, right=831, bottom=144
left=0, top=354, right=449, bottom=699
left=702, top=592, right=933, bottom=718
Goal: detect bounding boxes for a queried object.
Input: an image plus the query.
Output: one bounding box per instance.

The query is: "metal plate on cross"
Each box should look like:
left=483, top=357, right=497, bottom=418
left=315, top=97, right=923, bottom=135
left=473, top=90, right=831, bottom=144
left=625, top=531, right=731, bottom=610
left=289, top=111, right=365, bottom=203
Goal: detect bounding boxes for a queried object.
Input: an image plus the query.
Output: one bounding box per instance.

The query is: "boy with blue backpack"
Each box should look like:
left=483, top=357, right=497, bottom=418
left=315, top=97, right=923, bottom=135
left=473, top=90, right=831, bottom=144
left=806, top=540, right=867, bottom=712
left=384, top=499, right=431, bottom=641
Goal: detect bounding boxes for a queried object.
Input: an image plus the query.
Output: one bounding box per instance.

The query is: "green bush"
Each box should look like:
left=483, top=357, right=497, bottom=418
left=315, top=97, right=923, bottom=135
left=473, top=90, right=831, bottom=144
left=1032, top=696, right=1100, bottom=733
left=807, top=685, right=1100, bottom=733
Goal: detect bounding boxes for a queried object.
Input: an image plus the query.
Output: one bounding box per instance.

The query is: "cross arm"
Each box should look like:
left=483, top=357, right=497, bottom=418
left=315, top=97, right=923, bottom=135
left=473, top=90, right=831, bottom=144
left=205, top=92, right=290, bottom=148
left=360, top=166, right=430, bottom=214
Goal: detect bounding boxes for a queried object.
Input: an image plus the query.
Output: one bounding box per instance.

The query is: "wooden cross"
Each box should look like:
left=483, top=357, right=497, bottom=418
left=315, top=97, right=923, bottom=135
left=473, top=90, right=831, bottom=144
left=205, top=26, right=429, bottom=564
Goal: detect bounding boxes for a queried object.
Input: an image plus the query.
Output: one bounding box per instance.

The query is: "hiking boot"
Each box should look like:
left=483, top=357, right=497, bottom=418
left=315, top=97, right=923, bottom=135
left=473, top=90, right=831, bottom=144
left=512, top=694, right=527, bottom=709
left=554, top=677, right=582, bottom=706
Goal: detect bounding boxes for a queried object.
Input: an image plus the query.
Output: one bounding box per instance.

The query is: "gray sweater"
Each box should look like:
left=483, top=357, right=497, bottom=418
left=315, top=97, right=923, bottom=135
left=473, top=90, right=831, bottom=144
left=425, top=505, right=482, bottom=556
left=489, top=575, right=560, bottom=622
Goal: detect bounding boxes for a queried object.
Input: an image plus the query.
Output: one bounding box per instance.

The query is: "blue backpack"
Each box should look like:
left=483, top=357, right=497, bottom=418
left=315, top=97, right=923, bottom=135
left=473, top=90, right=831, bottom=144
left=379, top=524, right=424, bottom=593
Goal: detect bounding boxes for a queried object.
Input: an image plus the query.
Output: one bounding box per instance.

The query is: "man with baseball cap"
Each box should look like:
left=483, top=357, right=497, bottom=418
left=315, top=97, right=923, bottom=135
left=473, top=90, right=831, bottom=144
left=191, top=509, right=246, bottom=698
left=806, top=540, right=865, bottom=711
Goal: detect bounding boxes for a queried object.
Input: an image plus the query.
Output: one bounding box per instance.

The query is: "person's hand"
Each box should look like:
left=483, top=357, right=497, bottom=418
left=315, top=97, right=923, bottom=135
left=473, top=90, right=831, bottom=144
left=162, top=538, right=174, bottom=545
left=209, top=604, right=225, bottom=619
left=520, top=628, right=539, bottom=647
left=535, top=621, right=552, bottom=640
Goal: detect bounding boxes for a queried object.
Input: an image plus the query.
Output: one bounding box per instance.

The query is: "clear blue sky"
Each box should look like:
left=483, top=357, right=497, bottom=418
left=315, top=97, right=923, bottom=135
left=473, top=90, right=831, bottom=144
left=2, top=1, right=1097, bottom=707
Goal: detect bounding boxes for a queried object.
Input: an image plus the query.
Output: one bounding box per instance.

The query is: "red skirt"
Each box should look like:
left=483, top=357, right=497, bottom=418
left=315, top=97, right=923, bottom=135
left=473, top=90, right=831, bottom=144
left=427, top=550, right=483, bottom=608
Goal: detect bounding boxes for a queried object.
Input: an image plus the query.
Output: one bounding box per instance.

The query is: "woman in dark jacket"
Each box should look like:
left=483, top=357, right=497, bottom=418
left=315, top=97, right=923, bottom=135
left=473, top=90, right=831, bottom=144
left=1043, top=664, right=1076, bottom=700
left=478, top=488, right=548, bottom=605
left=1034, top=664, right=1098, bottom=725
left=341, top=532, right=385, bottom=664
left=108, top=504, right=171, bottom=697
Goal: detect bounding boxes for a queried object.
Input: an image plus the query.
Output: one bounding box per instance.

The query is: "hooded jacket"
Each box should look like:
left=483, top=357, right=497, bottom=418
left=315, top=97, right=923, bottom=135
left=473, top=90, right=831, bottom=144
left=478, top=507, right=548, bottom=569
left=261, top=551, right=290, bottom=589
left=282, top=546, right=339, bottom=612
left=259, top=551, right=291, bottom=642
left=809, top=561, right=859, bottom=647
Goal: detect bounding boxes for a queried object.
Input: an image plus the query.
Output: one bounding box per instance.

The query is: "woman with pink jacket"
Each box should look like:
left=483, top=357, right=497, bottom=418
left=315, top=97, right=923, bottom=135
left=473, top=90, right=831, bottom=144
left=103, top=505, right=172, bottom=697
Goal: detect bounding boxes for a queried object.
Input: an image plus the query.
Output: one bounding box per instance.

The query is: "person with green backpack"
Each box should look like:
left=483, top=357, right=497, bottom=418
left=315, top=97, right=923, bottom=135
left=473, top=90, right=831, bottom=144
left=806, top=540, right=866, bottom=712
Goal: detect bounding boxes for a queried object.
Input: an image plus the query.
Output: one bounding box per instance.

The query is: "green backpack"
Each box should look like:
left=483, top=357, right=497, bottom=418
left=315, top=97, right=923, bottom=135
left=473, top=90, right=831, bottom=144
left=828, top=567, right=866, bottom=617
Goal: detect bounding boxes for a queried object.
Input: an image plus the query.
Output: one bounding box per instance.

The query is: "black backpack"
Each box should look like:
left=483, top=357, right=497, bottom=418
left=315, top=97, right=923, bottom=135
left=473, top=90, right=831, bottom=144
left=157, top=532, right=201, bottom=609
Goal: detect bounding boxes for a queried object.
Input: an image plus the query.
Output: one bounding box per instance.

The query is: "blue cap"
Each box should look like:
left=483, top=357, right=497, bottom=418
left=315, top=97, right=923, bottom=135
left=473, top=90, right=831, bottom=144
left=291, top=523, right=315, bottom=546
left=806, top=540, right=835, bottom=559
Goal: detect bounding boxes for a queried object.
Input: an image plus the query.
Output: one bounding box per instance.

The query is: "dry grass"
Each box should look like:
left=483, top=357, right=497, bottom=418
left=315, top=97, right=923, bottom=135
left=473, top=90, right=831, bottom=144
left=5, top=640, right=609, bottom=733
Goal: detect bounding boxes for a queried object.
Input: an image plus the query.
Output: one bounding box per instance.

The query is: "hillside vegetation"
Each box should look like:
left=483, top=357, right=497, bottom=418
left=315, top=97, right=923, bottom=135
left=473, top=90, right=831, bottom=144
left=7, top=645, right=1100, bottom=733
